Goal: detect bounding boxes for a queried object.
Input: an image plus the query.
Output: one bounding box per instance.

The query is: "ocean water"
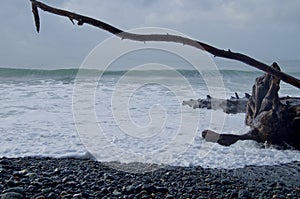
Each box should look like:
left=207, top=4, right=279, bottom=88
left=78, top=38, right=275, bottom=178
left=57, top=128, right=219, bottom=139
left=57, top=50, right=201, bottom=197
left=1, top=60, right=300, bottom=169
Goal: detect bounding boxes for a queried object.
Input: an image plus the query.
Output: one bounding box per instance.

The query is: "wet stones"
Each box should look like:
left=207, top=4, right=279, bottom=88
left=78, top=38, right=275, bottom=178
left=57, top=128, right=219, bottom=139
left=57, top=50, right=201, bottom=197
left=0, top=157, right=299, bottom=198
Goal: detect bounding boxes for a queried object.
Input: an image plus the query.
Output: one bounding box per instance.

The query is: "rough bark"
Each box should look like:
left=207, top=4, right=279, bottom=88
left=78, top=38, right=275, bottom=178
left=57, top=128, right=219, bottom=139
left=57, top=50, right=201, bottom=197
left=202, top=63, right=300, bottom=149
left=29, top=0, right=300, bottom=89
left=183, top=93, right=250, bottom=114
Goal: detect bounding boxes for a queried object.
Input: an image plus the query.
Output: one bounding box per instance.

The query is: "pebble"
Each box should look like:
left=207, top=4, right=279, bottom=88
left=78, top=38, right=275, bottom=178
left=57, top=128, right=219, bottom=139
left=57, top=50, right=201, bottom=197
left=60, top=191, right=69, bottom=197
left=156, top=186, right=169, bottom=193
left=47, top=192, right=59, bottom=199
left=229, top=190, right=238, bottom=199
left=1, top=192, right=23, bottom=199
left=34, top=195, right=45, bottom=199
left=112, top=190, right=122, bottom=196
left=125, top=185, right=135, bottom=194
left=61, top=194, right=73, bottom=199
left=142, top=184, right=156, bottom=192
left=25, top=172, right=37, bottom=178
left=239, top=189, right=252, bottom=199
left=166, top=194, right=174, bottom=199
left=2, top=187, right=24, bottom=196
left=73, top=193, right=82, bottom=197
left=0, top=159, right=11, bottom=165
left=17, top=169, right=28, bottom=175
left=5, top=180, right=15, bottom=187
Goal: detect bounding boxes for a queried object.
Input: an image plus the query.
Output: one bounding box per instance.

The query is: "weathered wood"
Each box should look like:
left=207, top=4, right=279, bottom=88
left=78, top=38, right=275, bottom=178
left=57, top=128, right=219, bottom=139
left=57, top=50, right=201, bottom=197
left=31, top=1, right=40, bottom=32
left=29, top=0, right=300, bottom=89
left=202, top=129, right=260, bottom=146
left=202, top=64, right=300, bottom=149
left=183, top=93, right=250, bottom=114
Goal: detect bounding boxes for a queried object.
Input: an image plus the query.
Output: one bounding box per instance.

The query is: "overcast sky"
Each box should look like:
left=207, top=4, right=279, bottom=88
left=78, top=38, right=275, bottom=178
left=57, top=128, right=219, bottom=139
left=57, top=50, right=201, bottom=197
left=1, top=0, right=300, bottom=68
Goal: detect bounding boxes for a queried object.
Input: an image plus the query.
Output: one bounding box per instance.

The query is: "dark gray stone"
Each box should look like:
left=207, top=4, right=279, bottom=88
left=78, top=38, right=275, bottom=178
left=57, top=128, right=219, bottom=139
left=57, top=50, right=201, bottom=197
left=229, top=190, right=238, bottom=199
left=1, top=192, right=24, bottom=199
left=112, top=190, right=122, bottom=196
left=238, top=189, right=252, bottom=199
left=166, top=194, right=174, bottom=199
left=0, top=159, right=11, bottom=165
left=5, top=180, right=15, bottom=187
left=2, top=187, right=24, bottom=196
left=47, top=192, right=59, bottom=199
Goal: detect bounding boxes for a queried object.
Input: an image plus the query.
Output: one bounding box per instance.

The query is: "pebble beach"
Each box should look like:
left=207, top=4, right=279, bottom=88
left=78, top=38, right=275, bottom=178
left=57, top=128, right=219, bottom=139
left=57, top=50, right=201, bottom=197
left=2, top=1, right=300, bottom=198
left=0, top=157, right=299, bottom=199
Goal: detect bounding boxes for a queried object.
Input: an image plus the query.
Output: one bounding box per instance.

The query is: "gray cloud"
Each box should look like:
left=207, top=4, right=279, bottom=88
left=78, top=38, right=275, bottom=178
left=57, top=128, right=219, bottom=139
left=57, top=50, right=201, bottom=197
left=0, top=0, right=299, bottom=68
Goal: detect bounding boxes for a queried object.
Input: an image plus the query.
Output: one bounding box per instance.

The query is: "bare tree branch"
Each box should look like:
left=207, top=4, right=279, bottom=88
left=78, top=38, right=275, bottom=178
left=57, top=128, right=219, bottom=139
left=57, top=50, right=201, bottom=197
left=29, top=0, right=300, bottom=89
left=31, top=1, right=40, bottom=32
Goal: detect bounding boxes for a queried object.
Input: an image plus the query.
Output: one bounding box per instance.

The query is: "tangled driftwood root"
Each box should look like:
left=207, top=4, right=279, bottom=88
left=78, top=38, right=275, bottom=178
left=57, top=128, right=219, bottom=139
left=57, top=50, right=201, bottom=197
left=202, top=63, right=300, bottom=149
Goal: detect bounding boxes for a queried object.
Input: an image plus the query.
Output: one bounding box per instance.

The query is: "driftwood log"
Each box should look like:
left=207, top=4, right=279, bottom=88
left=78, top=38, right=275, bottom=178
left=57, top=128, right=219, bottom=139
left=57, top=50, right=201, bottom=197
left=28, top=1, right=300, bottom=149
left=183, top=92, right=250, bottom=114
left=202, top=63, right=300, bottom=149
